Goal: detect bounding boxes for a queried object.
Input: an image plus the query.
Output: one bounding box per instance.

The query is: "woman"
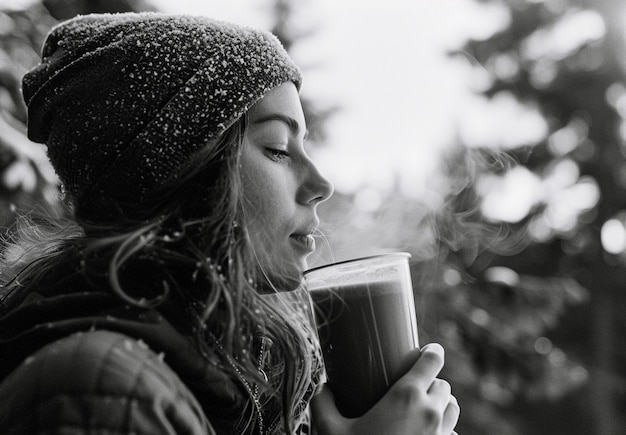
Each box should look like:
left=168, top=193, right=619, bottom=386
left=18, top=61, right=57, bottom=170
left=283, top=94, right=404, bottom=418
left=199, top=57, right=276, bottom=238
left=0, top=12, right=459, bottom=435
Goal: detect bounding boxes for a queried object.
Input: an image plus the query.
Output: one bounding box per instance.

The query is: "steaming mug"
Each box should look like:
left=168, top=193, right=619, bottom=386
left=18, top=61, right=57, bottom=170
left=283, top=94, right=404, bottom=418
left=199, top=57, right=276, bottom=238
left=305, top=252, right=419, bottom=418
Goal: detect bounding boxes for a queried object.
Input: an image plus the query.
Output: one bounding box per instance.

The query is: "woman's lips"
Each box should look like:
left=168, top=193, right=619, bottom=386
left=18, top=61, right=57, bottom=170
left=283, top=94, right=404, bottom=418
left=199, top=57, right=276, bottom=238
left=290, top=234, right=316, bottom=252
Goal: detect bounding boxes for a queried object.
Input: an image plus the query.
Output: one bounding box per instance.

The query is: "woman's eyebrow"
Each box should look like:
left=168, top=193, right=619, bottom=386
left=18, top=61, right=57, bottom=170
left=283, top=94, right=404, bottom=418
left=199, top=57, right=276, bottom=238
left=252, top=114, right=305, bottom=137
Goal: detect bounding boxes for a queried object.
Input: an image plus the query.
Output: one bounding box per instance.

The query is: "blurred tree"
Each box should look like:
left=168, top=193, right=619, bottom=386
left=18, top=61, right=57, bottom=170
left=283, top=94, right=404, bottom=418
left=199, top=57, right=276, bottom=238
left=0, top=0, right=155, bottom=233
left=0, top=2, right=60, bottom=231
left=433, top=0, right=626, bottom=434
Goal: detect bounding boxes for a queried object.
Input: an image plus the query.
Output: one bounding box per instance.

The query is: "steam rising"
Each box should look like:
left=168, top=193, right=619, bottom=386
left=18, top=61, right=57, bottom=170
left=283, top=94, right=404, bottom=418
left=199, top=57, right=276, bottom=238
left=312, top=144, right=528, bottom=269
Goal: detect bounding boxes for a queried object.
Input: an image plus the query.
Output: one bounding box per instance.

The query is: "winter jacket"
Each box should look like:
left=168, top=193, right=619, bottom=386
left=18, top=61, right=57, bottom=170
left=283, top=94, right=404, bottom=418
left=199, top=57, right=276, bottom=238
left=0, top=329, right=213, bottom=434
left=0, top=275, right=306, bottom=434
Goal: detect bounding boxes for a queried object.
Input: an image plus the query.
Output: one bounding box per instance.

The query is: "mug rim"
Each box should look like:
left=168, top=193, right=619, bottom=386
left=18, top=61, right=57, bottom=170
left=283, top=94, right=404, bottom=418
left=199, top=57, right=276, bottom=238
left=304, top=251, right=411, bottom=276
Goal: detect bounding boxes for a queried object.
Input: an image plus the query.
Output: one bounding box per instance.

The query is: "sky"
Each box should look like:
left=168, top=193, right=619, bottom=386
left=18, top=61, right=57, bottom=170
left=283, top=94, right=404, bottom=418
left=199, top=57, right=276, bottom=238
left=150, top=0, right=508, bottom=200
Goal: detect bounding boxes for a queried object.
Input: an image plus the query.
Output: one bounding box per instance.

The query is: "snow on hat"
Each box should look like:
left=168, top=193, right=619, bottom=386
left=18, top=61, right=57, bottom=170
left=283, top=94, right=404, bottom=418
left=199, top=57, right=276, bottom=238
left=22, top=12, right=301, bottom=222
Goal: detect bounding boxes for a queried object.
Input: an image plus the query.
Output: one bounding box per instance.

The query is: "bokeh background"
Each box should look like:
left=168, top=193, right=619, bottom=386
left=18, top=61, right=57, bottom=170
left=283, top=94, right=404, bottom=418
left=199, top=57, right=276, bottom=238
left=1, top=0, right=625, bottom=433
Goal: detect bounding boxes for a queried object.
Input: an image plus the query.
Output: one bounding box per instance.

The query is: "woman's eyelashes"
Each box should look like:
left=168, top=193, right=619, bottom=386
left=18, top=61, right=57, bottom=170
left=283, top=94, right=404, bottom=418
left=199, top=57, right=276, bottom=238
left=265, top=147, right=291, bottom=162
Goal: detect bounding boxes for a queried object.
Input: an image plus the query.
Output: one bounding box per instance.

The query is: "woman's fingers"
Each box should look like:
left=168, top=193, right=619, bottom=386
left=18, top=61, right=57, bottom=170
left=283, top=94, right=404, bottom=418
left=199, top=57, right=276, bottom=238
left=428, top=378, right=452, bottom=409
left=405, top=343, right=460, bottom=434
left=441, top=394, right=461, bottom=435
left=404, top=343, right=445, bottom=389
left=312, top=343, right=461, bottom=435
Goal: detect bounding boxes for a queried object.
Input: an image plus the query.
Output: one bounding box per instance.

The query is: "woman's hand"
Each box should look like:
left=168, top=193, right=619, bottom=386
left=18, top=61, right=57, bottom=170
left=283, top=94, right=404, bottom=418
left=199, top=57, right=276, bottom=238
left=311, top=343, right=459, bottom=435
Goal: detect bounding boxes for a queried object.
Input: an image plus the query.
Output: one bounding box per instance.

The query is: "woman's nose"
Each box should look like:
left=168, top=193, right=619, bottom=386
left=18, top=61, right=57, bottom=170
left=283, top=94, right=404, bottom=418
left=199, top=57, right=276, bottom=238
left=298, top=158, right=334, bottom=205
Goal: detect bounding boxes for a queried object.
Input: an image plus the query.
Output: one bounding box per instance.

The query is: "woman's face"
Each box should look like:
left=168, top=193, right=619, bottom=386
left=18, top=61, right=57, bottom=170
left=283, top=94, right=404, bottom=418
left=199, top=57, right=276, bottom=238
left=240, top=82, right=333, bottom=291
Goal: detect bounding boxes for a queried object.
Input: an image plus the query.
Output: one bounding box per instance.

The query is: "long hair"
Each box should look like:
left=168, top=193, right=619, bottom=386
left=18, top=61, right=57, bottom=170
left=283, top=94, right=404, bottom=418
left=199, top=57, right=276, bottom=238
left=0, top=118, right=323, bottom=433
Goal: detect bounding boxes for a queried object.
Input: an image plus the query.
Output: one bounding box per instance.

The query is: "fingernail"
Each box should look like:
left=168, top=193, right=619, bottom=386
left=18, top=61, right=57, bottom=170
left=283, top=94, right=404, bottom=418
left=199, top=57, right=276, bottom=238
left=422, top=342, right=444, bottom=357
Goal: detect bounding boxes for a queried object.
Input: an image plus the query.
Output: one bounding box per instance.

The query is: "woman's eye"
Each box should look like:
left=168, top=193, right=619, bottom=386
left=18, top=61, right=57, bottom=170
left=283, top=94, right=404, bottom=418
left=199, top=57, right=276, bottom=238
left=266, top=148, right=291, bottom=162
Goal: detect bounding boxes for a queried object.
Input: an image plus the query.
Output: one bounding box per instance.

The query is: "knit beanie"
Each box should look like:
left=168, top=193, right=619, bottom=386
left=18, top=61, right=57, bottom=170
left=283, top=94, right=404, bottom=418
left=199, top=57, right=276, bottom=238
left=22, top=12, right=301, bottom=223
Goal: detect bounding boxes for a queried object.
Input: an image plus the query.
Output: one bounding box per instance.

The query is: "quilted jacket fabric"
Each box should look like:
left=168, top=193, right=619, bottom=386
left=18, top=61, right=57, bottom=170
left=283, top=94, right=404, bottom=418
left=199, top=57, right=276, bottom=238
left=0, top=274, right=295, bottom=434
left=0, top=329, right=213, bottom=434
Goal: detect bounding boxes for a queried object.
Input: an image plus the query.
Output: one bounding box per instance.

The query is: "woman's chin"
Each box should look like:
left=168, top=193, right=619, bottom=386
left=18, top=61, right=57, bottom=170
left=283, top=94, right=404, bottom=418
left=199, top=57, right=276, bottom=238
left=249, top=248, right=306, bottom=293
